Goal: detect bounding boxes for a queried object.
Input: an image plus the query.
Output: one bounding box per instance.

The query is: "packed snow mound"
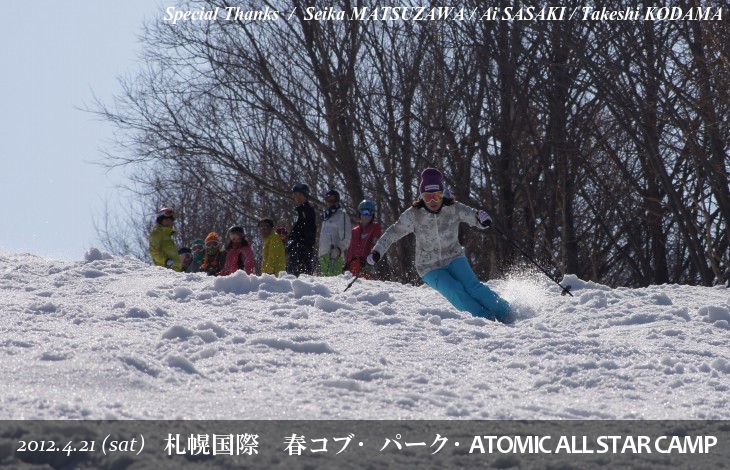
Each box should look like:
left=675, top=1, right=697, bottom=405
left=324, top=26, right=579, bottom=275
left=0, top=252, right=728, bottom=420
left=83, top=247, right=113, bottom=262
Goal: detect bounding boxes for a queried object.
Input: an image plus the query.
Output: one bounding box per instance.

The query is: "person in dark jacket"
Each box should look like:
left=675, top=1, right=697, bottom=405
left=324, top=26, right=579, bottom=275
left=287, top=183, right=317, bottom=276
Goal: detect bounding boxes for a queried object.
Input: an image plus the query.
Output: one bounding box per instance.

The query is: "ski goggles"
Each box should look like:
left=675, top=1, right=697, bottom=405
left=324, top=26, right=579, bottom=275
left=359, top=209, right=373, bottom=216
left=191, top=245, right=204, bottom=252
left=421, top=191, right=443, bottom=203
left=205, top=241, right=220, bottom=248
left=157, top=208, right=176, bottom=218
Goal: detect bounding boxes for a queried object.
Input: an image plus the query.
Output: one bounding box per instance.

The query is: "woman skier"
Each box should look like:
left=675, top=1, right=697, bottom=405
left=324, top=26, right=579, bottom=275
left=367, top=168, right=513, bottom=323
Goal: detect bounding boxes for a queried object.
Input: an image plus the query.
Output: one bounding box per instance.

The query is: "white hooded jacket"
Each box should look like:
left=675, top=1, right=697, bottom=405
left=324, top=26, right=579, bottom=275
left=373, top=202, right=486, bottom=277
left=318, top=207, right=352, bottom=258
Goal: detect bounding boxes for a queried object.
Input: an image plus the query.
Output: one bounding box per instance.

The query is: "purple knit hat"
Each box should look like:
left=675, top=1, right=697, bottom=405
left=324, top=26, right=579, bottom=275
left=419, top=168, right=445, bottom=193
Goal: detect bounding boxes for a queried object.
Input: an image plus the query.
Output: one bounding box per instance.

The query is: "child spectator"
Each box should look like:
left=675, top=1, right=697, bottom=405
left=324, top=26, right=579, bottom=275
left=259, top=219, right=287, bottom=276
left=178, top=247, right=195, bottom=273
left=190, top=239, right=205, bottom=272
left=148, top=208, right=181, bottom=271
left=201, top=232, right=226, bottom=276
left=220, top=226, right=255, bottom=276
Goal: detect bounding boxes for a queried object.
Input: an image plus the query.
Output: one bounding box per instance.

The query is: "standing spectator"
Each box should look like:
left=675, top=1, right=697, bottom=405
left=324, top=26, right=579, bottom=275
left=201, top=232, right=226, bottom=276
left=345, top=199, right=383, bottom=280
left=276, top=226, right=290, bottom=269
left=287, top=183, right=317, bottom=276
left=190, top=239, right=205, bottom=272
left=149, top=207, right=181, bottom=271
left=318, top=189, right=351, bottom=276
left=258, top=219, right=287, bottom=276
left=220, top=226, right=256, bottom=276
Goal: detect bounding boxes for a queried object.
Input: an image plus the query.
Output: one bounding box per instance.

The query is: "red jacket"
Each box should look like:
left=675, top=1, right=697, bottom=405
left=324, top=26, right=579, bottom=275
left=346, top=221, right=382, bottom=268
left=220, top=245, right=255, bottom=276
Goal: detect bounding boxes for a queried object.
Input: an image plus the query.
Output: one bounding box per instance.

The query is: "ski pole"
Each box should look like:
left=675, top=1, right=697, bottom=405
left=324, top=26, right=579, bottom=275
left=492, top=225, right=574, bottom=297
left=343, top=271, right=362, bottom=292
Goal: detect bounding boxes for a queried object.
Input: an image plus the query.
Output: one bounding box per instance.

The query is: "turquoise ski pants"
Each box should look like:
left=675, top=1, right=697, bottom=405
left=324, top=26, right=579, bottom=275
left=422, top=257, right=511, bottom=321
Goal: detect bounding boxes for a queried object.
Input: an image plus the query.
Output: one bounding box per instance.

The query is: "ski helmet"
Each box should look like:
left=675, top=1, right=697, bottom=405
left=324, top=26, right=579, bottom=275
left=156, top=207, right=176, bottom=224
left=292, top=183, right=310, bottom=197
left=358, top=199, right=375, bottom=216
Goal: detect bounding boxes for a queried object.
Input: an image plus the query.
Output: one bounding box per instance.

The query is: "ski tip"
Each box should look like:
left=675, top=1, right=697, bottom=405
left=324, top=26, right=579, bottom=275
left=496, top=311, right=517, bottom=325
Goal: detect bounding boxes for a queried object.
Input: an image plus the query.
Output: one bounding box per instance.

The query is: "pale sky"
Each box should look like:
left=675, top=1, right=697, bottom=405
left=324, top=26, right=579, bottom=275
left=0, top=2, right=164, bottom=260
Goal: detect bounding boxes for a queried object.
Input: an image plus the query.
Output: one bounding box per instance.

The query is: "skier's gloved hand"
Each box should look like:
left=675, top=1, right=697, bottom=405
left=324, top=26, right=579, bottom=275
left=166, top=259, right=175, bottom=268
left=366, top=251, right=381, bottom=266
left=330, top=245, right=341, bottom=259
left=477, top=210, right=492, bottom=228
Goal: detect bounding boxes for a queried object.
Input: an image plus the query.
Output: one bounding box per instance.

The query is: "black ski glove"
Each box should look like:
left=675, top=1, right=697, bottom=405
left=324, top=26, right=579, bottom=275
left=366, top=251, right=381, bottom=266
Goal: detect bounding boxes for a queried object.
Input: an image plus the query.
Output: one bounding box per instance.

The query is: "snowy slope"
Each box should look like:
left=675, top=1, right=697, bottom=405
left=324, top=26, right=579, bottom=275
left=0, top=250, right=728, bottom=420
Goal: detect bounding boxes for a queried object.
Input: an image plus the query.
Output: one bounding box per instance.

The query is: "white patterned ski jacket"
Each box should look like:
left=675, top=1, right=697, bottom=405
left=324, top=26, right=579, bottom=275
left=373, top=202, right=486, bottom=277
left=318, top=207, right=352, bottom=258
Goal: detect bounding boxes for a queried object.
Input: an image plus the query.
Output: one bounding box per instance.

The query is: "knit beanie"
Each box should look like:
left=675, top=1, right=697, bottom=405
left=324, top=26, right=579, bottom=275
left=205, top=232, right=220, bottom=243
left=191, top=239, right=205, bottom=262
left=419, top=168, right=445, bottom=193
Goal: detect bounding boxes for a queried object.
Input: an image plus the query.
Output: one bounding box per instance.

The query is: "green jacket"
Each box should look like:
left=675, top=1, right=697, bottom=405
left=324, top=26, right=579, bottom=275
left=149, top=224, right=182, bottom=272
left=261, top=232, right=287, bottom=276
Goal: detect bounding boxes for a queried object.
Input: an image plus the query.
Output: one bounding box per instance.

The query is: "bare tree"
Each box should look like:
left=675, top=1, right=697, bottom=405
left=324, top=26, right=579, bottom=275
left=94, top=0, right=728, bottom=286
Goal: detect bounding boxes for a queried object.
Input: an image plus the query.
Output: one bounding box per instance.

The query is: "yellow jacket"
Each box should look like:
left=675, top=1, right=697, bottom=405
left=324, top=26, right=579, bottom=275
left=149, top=224, right=182, bottom=272
left=261, top=232, right=286, bottom=276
